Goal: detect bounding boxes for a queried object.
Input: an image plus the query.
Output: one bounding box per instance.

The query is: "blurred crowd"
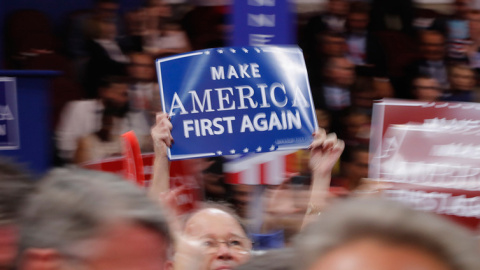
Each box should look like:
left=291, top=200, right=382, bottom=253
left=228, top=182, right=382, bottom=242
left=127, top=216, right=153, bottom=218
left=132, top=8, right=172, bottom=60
left=0, top=132, right=479, bottom=270
left=2, top=0, right=480, bottom=269
left=5, top=0, right=480, bottom=168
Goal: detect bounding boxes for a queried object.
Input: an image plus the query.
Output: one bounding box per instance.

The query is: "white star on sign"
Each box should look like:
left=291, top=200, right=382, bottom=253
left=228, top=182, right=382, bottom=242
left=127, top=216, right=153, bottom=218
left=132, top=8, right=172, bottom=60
left=230, top=48, right=236, bottom=53
left=216, top=151, right=222, bottom=155
left=242, top=48, right=249, bottom=53
left=205, top=51, right=210, bottom=55
left=217, top=49, right=224, bottom=54
left=243, top=148, right=249, bottom=153
left=254, top=48, right=261, bottom=53
left=256, top=146, right=262, bottom=152
left=230, top=149, right=236, bottom=154
left=269, top=145, right=275, bottom=151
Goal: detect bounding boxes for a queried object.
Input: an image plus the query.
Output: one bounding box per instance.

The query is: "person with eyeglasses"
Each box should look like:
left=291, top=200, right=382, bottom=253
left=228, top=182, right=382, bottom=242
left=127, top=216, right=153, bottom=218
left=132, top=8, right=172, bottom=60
left=177, top=205, right=252, bottom=270
left=150, top=113, right=345, bottom=270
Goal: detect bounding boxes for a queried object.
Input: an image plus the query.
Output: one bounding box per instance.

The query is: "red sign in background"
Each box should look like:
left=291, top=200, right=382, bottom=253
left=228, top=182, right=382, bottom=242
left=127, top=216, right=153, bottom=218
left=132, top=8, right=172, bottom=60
left=371, top=99, right=480, bottom=231
left=82, top=131, right=201, bottom=214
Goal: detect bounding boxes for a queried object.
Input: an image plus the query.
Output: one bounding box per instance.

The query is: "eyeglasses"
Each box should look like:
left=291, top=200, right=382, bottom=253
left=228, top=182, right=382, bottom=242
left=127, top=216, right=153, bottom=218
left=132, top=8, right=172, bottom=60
left=199, top=236, right=252, bottom=254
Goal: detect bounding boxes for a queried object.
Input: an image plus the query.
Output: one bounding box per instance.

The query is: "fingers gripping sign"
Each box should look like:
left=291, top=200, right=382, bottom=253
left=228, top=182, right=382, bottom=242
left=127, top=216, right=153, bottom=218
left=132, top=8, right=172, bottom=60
left=152, top=113, right=173, bottom=156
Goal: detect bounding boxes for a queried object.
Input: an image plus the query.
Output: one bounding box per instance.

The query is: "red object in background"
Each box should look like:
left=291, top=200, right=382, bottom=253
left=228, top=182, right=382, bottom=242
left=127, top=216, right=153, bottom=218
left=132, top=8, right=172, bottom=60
left=169, top=160, right=203, bottom=214
left=82, top=153, right=201, bottom=214
left=371, top=99, right=480, bottom=231
left=122, top=131, right=145, bottom=186
left=383, top=183, right=480, bottom=231
left=82, top=154, right=154, bottom=182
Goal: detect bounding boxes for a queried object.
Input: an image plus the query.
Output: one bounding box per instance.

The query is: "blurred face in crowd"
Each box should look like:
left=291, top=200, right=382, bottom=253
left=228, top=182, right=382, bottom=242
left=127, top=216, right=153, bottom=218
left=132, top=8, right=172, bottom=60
left=326, top=57, right=355, bottom=87
left=183, top=209, right=251, bottom=270
left=455, top=0, right=471, bottom=18
left=449, top=66, right=475, bottom=90
left=100, top=82, right=129, bottom=117
left=101, top=82, right=128, bottom=107
left=99, top=21, right=117, bottom=40
left=96, top=1, right=119, bottom=22
left=344, top=113, right=369, bottom=141
left=308, top=238, right=450, bottom=270
left=413, top=77, right=442, bottom=101
left=316, top=109, right=331, bottom=132
left=347, top=12, right=369, bottom=33
left=147, top=0, right=172, bottom=18
left=352, top=90, right=375, bottom=109
left=468, top=11, right=480, bottom=40
left=328, top=0, right=349, bottom=17
left=20, top=222, right=169, bottom=270
left=343, top=149, right=369, bottom=190
left=352, top=150, right=369, bottom=181
left=0, top=224, right=17, bottom=269
left=320, top=35, right=347, bottom=57
left=129, top=54, right=155, bottom=81
left=420, top=32, right=445, bottom=61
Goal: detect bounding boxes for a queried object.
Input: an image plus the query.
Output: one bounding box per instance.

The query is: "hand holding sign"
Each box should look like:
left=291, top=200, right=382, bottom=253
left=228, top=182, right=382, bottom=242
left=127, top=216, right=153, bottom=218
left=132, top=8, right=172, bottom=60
left=151, top=112, right=173, bottom=156
left=149, top=112, right=173, bottom=199
left=156, top=46, right=317, bottom=160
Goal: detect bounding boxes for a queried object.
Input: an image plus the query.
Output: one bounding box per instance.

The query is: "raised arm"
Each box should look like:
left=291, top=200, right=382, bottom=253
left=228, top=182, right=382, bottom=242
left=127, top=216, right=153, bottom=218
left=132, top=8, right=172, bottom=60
left=262, top=129, right=344, bottom=233
left=148, top=112, right=173, bottom=199
left=302, top=129, right=344, bottom=227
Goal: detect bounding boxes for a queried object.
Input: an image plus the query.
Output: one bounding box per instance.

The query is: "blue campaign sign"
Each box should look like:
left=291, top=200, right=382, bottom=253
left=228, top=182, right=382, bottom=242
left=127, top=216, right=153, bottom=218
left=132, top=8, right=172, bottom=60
left=232, top=0, right=295, bottom=46
left=156, top=46, right=317, bottom=160
left=0, top=78, right=19, bottom=150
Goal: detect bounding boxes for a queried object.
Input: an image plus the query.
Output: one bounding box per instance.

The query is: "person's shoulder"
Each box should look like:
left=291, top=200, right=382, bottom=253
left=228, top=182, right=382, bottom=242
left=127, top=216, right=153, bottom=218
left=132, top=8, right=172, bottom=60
left=67, top=99, right=97, bottom=107
left=63, top=99, right=99, bottom=113
left=126, top=110, right=147, bottom=119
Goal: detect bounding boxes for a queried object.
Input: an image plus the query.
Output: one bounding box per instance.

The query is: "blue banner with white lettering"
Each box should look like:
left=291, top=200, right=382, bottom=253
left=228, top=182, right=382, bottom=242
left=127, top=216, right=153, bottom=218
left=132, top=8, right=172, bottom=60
left=156, top=46, right=317, bottom=160
left=0, top=78, right=19, bottom=149
left=232, top=0, right=295, bottom=46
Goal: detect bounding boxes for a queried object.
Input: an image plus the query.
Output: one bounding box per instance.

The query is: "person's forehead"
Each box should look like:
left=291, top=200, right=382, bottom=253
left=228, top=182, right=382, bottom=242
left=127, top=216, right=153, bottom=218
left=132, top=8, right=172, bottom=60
left=452, top=68, right=474, bottom=75
left=415, top=78, right=438, bottom=86
left=353, top=150, right=369, bottom=163
left=422, top=33, right=444, bottom=42
left=98, top=2, right=119, bottom=9
left=469, top=12, right=480, bottom=19
left=110, top=83, right=127, bottom=89
left=308, top=238, right=450, bottom=270
left=184, top=208, right=245, bottom=237
left=349, top=12, right=368, bottom=18
left=348, top=114, right=368, bottom=122
left=105, top=84, right=128, bottom=95
left=85, top=222, right=168, bottom=269
left=333, top=58, right=353, bottom=68
left=132, top=54, right=152, bottom=64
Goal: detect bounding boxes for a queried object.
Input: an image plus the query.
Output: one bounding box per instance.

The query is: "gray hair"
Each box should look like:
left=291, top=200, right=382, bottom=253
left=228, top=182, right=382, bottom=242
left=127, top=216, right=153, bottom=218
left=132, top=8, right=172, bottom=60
left=182, top=201, right=249, bottom=237
left=294, top=198, right=480, bottom=270
left=17, top=168, right=171, bottom=261
left=0, top=157, right=33, bottom=225
left=234, top=248, right=297, bottom=270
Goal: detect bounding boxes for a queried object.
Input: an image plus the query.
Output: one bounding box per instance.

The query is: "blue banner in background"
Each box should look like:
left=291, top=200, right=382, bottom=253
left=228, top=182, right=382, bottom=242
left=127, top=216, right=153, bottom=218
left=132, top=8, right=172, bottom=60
left=232, top=0, right=295, bottom=46
left=156, top=46, right=317, bottom=160
left=0, top=78, right=19, bottom=150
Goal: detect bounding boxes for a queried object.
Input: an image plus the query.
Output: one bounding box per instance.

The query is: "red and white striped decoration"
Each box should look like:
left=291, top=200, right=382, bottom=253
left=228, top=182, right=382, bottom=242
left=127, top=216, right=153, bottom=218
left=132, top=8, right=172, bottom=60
left=224, top=150, right=298, bottom=185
